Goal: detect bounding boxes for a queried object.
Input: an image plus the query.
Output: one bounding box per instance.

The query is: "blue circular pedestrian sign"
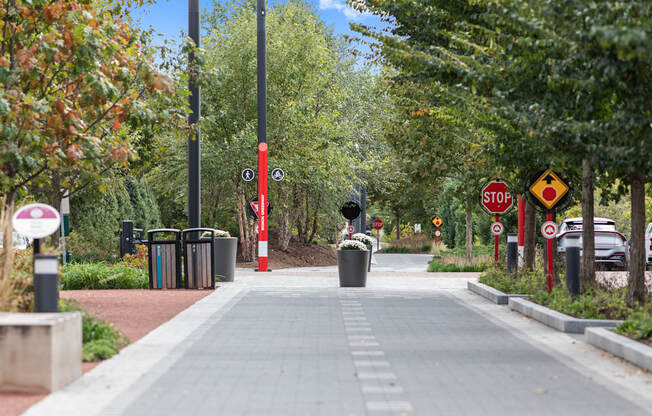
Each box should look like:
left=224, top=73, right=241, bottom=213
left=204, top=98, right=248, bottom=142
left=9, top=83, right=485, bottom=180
left=241, top=168, right=255, bottom=182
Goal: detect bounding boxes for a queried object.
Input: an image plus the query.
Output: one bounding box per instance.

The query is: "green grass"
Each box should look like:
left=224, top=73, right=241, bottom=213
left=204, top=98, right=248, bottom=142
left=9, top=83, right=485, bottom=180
left=60, top=299, right=129, bottom=361
left=428, top=260, right=487, bottom=272
left=61, top=262, right=148, bottom=290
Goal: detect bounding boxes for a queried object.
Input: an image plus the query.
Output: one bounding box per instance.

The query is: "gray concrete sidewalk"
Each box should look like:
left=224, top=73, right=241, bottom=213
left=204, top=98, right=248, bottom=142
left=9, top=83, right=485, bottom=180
left=24, top=270, right=652, bottom=415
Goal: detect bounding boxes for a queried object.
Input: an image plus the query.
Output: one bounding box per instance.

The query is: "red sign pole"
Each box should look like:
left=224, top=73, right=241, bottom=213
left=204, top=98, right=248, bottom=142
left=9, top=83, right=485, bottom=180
left=547, top=212, right=553, bottom=292
left=494, top=215, right=499, bottom=264
left=517, top=195, right=525, bottom=268
left=257, top=143, right=268, bottom=272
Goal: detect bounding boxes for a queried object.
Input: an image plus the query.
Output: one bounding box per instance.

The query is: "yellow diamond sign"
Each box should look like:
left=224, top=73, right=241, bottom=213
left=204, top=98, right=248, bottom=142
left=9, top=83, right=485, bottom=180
left=529, top=169, right=569, bottom=210
left=431, top=216, right=442, bottom=228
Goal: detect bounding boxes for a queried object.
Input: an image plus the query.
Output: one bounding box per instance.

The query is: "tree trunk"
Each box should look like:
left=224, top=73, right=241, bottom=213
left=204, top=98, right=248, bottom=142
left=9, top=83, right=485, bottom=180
left=236, top=188, right=255, bottom=262
left=395, top=209, right=400, bottom=241
left=277, top=210, right=292, bottom=251
left=580, top=159, right=596, bottom=292
left=465, top=199, right=472, bottom=265
left=0, top=191, right=16, bottom=311
left=308, top=196, right=321, bottom=243
left=523, top=199, right=536, bottom=271
left=627, top=171, right=646, bottom=307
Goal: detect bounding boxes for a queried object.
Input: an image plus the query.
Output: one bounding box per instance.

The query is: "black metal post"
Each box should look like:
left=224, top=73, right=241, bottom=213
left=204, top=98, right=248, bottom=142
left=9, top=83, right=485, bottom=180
left=507, top=233, right=518, bottom=274
left=565, top=234, right=581, bottom=297
left=188, top=0, right=201, bottom=237
left=361, top=187, right=367, bottom=234
left=257, top=0, right=266, bottom=145
left=120, top=220, right=134, bottom=258
left=34, top=254, right=59, bottom=312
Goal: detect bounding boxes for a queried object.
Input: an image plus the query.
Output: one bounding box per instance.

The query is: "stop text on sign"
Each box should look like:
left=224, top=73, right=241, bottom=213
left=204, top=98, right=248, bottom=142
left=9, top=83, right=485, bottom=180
left=480, top=180, right=515, bottom=215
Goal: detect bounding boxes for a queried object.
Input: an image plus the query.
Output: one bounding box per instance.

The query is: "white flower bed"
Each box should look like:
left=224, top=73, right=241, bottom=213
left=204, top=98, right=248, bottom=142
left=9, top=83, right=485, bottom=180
left=214, top=229, right=231, bottom=238
left=351, top=233, right=374, bottom=246
left=339, top=240, right=369, bottom=251
left=596, top=271, right=652, bottom=293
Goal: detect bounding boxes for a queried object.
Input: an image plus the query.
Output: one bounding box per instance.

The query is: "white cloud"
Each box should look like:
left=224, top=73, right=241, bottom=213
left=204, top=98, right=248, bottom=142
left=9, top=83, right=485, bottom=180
left=319, top=0, right=369, bottom=20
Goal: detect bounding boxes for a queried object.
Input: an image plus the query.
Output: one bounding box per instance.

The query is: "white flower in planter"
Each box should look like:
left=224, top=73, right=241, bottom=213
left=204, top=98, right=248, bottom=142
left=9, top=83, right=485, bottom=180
left=201, top=229, right=231, bottom=238
left=351, top=233, right=374, bottom=246
left=339, top=240, right=369, bottom=251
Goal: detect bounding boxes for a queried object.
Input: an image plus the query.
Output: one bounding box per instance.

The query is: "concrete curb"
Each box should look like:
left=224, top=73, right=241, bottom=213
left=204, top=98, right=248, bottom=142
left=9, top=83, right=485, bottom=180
left=585, top=327, right=652, bottom=372
left=467, top=281, right=529, bottom=305
left=508, top=297, right=623, bottom=333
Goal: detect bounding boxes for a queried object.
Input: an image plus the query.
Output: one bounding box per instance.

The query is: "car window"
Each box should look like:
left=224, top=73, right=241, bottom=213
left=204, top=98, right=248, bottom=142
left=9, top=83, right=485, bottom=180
left=595, top=224, right=616, bottom=231
left=567, top=223, right=582, bottom=231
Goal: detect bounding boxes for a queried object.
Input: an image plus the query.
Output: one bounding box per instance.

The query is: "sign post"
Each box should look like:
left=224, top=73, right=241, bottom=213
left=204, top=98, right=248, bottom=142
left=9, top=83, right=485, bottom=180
left=256, top=0, right=268, bottom=272
left=480, top=180, right=514, bottom=266
left=529, top=168, right=570, bottom=292
left=431, top=216, right=443, bottom=247
left=341, top=201, right=361, bottom=241
left=12, top=203, right=62, bottom=312
left=372, top=219, right=384, bottom=250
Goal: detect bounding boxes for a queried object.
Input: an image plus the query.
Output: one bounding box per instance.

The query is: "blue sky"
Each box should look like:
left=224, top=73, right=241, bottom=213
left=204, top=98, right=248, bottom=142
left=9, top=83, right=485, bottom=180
left=132, top=0, right=382, bottom=55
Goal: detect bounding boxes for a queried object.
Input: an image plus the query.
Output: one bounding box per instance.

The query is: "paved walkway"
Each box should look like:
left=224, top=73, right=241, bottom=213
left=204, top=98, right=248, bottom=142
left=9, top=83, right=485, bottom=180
left=24, top=255, right=652, bottom=415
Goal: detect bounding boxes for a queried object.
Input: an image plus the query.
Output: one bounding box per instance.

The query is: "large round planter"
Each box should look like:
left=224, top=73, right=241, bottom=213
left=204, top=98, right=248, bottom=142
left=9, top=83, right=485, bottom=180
left=337, top=249, right=369, bottom=287
left=213, top=237, right=237, bottom=282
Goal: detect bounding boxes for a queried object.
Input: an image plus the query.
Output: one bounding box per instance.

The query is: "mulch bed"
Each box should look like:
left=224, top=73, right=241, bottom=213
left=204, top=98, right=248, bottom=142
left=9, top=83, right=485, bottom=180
left=1, top=289, right=211, bottom=416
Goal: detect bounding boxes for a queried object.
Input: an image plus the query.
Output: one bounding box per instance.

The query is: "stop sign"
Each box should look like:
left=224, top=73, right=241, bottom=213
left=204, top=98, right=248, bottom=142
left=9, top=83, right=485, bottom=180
left=372, top=219, right=384, bottom=230
left=480, top=180, right=514, bottom=215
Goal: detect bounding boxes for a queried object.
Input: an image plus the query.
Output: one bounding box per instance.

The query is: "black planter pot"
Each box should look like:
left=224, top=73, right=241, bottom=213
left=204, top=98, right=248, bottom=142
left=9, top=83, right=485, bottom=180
left=213, top=237, right=237, bottom=282
left=337, top=249, right=369, bottom=287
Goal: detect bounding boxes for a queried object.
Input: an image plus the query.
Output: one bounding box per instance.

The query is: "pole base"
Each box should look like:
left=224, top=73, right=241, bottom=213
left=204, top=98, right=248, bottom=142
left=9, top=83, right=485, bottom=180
left=255, top=268, right=272, bottom=272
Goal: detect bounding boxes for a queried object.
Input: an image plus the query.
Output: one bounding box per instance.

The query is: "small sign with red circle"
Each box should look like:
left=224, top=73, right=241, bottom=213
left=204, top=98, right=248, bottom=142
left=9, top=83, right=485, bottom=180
left=528, top=169, right=569, bottom=210
left=347, top=225, right=355, bottom=234
left=490, top=222, right=504, bottom=236
left=541, top=221, right=558, bottom=239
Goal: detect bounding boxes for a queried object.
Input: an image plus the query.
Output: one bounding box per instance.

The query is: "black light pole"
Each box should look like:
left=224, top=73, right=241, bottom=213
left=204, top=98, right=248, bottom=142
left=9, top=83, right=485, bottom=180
left=188, top=0, right=201, bottom=235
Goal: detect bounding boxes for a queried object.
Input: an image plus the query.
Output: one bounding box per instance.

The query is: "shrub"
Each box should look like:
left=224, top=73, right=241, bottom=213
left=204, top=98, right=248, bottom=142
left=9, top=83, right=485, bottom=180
left=478, top=268, right=547, bottom=295
left=122, top=245, right=148, bottom=269
left=60, top=299, right=129, bottom=362
left=381, top=246, right=410, bottom=253
left=61, top=262, right=148, bottom=290
left=428, top=260, right=487, bottom=273
left=616, top=312, right=652, bottom=342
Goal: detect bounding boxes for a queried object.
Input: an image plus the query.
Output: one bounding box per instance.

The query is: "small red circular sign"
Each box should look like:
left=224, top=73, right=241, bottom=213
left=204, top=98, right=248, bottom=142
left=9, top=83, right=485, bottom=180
left=258, top=142, right=268, bottom=152
left=347, top=225, right=355, bottom=234
left=541, top=221, right=558, bottom=239
left=491, top=222, right=504, bottom=236
left=372, top=219, right=384, bottom=230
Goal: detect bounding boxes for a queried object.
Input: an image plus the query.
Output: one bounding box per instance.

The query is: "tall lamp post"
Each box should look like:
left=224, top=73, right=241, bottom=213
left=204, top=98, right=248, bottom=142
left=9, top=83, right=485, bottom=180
left=188, top=0, right=201, bottom=235
left=257, top=0, right=269, bottom=272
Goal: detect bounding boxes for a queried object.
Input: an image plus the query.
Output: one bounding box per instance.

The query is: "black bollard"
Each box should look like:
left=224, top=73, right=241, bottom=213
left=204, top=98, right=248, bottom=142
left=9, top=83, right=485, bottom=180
left=507, top=233, right=518, bottom=274
left=34, top=254, right=59, bottom=312
left=565, top=234, right=581, bottom=297
left=120, top=220, right=134, bottom=258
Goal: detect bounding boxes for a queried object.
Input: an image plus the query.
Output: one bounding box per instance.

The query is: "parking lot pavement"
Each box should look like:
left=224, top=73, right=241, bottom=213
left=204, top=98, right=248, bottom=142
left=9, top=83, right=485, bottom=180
left=26, top=272, right=652, bottom=416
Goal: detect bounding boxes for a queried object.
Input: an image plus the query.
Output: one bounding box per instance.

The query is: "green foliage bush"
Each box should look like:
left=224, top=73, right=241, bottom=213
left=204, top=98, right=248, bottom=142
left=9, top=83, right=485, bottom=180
left=478, top=268, right=547, bottom=295
left=616, top=312, right=652, bottom=342
left=61, top=263, right=148, bottom=290
left=428, top=261, right=486, bottom=272
left=68, top=177, right=161, bottom=263
left=60, top=300, right=129, bottom=362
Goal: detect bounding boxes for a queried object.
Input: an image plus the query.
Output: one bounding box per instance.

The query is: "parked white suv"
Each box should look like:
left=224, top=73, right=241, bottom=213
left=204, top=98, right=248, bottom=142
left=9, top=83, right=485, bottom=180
left=557, top=218, right=628, bottom=270
left=646, top=222, right=652, bottom=270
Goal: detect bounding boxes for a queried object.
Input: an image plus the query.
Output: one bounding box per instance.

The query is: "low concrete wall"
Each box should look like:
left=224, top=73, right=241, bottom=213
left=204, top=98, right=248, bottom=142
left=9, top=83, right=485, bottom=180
left=586, top=328, right=652, bottom=372
left=467, top=281, right=529, bottom=305
left=508, top=297, right=622, bottom=334
left=0, top=312, right=82, bottom=392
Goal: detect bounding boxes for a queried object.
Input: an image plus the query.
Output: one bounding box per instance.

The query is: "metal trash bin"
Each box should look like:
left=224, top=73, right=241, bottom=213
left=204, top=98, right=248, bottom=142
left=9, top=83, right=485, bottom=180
left=147, top=229, right=182, bottom=289
left=183, top=228, right=216, bottom=290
